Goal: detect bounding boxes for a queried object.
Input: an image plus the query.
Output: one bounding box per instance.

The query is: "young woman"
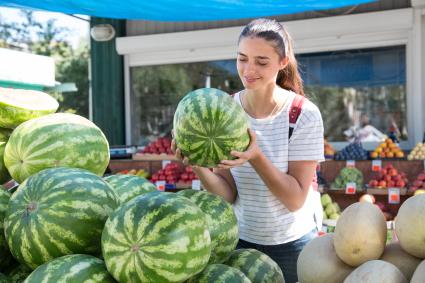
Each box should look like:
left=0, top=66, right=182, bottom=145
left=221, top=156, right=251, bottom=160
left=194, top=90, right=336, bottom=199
left=173, top=18, right=324, bottom=283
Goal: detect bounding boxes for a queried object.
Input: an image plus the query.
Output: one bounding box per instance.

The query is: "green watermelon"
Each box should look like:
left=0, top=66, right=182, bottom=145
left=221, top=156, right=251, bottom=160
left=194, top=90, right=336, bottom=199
left=102, top=191, right=211, bottom=283
left=188, top=264, right=251, bottom=283
left=0, top=88, right=58, bottom=129
left=177, top=189, right=238, bottom=263
left=6, top=264, right=31, bottom=283
left=0, top=188, right=14, bottom=271
left=0, top=128, right=12, bottom=142
left=225, top=249, right=284, bottom=283
left=23, top=254, right=116, bottom=283
left=4, top=113, right=110, bottom=183
left=0, top=273, right=10, bottom=283
left=104, top=174, right=157, bottom=204
left=0, top=142, right=11, bottom=184
left=4, top=167, right=119, bottom=269
left=173, top=88, right=250, bottom=167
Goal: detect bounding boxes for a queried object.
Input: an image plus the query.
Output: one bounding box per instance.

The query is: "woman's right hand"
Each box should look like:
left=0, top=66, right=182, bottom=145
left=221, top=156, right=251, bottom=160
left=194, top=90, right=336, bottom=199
left=170, top=137, right=191, bottom=166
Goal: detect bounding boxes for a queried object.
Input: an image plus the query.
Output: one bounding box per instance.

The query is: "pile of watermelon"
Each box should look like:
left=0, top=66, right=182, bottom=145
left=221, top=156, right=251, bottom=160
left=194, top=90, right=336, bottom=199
left=0, top=87, right=284, bottom=282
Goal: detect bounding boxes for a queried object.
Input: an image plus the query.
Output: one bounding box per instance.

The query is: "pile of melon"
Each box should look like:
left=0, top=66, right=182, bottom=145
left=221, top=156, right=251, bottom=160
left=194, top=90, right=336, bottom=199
left=297, top=194, right=425, bottom=283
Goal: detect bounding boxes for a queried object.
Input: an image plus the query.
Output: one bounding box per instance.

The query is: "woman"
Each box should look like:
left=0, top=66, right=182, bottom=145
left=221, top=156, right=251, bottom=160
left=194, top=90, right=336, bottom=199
left=173, top=18, right=324, bottom=283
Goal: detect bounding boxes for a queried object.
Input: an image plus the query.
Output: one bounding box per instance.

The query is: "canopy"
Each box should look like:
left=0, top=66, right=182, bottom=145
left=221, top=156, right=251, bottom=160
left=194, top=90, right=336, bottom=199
left=0, top=0, right=376, bottom=21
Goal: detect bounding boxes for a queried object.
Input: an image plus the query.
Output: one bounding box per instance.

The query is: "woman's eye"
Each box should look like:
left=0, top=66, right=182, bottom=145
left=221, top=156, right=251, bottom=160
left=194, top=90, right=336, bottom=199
left=238, top=58, right=247, bottom=62
left=257, top=62, right=267, bottom=66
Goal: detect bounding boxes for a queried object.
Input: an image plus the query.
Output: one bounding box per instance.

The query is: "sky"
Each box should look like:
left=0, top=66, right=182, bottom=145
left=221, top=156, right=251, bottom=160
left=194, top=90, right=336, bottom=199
left=0, top=7, right=89, bottom=48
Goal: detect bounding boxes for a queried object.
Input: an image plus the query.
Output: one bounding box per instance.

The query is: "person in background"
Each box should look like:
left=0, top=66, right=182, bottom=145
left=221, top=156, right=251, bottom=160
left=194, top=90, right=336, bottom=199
left=172, top=18, right=324, bottom=283
left=344, top=113, right=386, bottom=143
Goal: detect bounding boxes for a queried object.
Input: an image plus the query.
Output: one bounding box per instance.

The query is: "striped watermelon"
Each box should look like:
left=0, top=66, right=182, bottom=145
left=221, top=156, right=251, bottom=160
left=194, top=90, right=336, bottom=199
left=225, top=249, right=284, bottom=283
left=0, top=142, right=11, bottom=184
left=177, top=189, right=238, bottom=263
left=102, top=191, right=211, bottom=283
left=173, top=88, right=250, bottom=167
left=104, top=174, right=157, bottom=204
left=0, top=128, right=11, bottom=142
left=4, top=113, right=110, bottom=183
left=23, top=254, right=116, bottom=283
left=0, top=88, right=58, bottom=129
left=188, top=264, right=251, bottom=283
left=0, top=189, right=14, bottom=271
left=4, top=167, right=119, bottom=269
left=6, top=265, right=31, bottom=282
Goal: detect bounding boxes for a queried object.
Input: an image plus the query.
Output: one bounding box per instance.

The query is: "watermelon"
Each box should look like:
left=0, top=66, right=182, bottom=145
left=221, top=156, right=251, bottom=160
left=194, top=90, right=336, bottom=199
left=102, top=191, right=211, bottom=283
left=177, top=189, right=238, bottom=263
left=104, top=174, right=157, bottom=204
left=188, top=264, right=251, bottom=283
left=0, top=142, right=11, bottom=184
left=0, top=128, right=12, bottom=142
left=173, top=88, right=250, bottom=167
left=0, top=88, right=58, bottom=129
left=0, top=188, right=15, bottom=272
left=4, top=113, right=110, bottom=183
left=4, top=167, right=119, bottom=269
left=6, top=265, right=31, bottom=283
left=225, top=249, right=284, bottom=283
left=23, top=254, right=116, bottom=283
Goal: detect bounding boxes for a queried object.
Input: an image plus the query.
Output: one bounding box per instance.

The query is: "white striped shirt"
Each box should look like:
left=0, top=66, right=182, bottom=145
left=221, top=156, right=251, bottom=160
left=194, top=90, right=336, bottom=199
left=231, top=90, right=324, bottom=245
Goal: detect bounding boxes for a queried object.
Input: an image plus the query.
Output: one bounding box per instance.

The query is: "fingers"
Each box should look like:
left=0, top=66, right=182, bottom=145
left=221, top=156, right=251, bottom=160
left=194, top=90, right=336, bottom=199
left=247, top=128, right=256, bottom=143
left=170, top=139, right=176, bottom=153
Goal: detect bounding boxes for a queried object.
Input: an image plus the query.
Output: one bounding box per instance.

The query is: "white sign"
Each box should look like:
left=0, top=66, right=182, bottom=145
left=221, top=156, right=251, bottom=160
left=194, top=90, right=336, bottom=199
left=162, top=160, right=171, bottom=169
left=192, top=180, right=201, bottom=191
left=372, top=160, right=382, bottom=172
left=346, top=160, right=355, bottom=168
left=156, top=181, right=166, bottom=191
left=345, top=182, right=356, bottom=194
left=388, top=188, right=400, bottom=204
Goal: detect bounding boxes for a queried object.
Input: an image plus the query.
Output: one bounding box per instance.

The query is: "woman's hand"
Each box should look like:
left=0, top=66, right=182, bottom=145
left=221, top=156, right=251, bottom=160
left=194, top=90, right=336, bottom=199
left=218, top=129, right=261, bottom=169
left=170, top=137, right=192, bottom=166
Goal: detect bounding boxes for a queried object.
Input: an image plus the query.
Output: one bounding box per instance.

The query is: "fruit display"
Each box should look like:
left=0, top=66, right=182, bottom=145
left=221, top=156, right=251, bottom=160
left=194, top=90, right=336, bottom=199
left=321, top=193, right=341, bottom=220
left=104, top=174, right=157, bottom=204
left=0, top=189, right=14, bottom=271
left=177, top=190, right=239, bottom=264
left=334, top=142, right=368, bottom=160
left=116, top=168, right=149, bottom=178
left=0, top=142, right=10, bottom=184
left=411, top=260, right=425, bottom=283
left=370, top=138, right=405, bottom=159
left=24, top=254, right=115, bottom=283
left=380, top=242, right=421, bottom=280
left=188, top=263, right=251, bottom=283
left=324, top=139, right=335, bottom=159
left=4, top=113, right=110, bottom=184
left=140, top=136, right=173, bottom=155
left=331, top=167, right=363, bottom=190
left=173, top=88, right=250, bottom=167
left=4, top=167, right=119, bottom=269
left=409, top=171, right=425, bottom=193
left=408, top=142, right=425, bottom=160
left=101, top=191, right=211, bottom=282
left=343, top=260, right=406, bottom=283
left=150, top=163, right=198, bottom=185
left=368, top=164, right=408, bottom=189
left=0, top=87, right=59, bottom=129
left=6, top=264, right=32, bottom=282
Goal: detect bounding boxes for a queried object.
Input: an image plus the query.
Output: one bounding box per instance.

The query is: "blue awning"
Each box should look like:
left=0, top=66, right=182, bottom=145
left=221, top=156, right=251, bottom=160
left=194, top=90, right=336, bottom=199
left=0, top=0, right=376, bottom=21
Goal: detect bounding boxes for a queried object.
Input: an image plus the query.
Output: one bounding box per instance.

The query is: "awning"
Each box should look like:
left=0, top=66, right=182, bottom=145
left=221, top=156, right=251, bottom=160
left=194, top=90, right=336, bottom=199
left=0, top=0, right=376, bottom=21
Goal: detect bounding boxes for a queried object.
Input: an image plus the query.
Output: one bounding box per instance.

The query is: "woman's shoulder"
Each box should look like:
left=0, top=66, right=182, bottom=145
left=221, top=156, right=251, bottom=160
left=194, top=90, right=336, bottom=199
left=297, top=94, right=322, bottom=121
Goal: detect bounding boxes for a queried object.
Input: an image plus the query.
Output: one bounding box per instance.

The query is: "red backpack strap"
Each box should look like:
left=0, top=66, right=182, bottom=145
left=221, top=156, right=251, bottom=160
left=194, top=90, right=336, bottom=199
left=289, top=94, right=306, bottom=139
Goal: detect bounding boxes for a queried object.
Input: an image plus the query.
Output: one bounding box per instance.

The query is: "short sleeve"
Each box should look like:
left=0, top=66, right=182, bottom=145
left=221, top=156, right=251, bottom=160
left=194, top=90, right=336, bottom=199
left=288, top=102, right=325, bottom=162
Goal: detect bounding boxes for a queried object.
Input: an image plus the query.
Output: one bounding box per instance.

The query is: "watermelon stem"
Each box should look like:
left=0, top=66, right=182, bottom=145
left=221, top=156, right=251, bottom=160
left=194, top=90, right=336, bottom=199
left=131, top=244, right=140, bottom=252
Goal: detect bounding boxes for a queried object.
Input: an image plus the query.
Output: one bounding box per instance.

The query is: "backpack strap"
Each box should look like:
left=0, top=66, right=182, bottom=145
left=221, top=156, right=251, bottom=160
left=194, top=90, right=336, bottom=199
left=289, top=94, right=306, bottom=139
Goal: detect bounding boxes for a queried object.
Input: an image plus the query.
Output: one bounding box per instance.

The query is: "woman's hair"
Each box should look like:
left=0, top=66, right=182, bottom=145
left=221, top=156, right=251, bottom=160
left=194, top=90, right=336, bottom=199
left=238, top=18, right=304, bottom=96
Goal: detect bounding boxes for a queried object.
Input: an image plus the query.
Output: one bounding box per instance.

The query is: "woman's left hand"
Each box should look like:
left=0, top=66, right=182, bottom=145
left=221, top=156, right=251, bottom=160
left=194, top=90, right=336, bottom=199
left=218, top=129, right=261, bottom=169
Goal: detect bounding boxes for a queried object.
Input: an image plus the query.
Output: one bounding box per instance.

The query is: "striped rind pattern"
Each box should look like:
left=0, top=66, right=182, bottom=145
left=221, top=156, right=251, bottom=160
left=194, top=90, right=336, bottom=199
left=173, top=88, right=250, bottom=167
left=188, top=263, right=252, bottom=283
left=102, top=191, right=211, bottom=283
left=4, top=167, right=120, bottom=269
left=7, top=264, right=32, bottom=282
left=0, top=143, right=10, bottom=184
left=0, top=188, right=14, bottom=270
left=225, top=249, right=284, bottom=283
left=23, top=254, right=116, bottom=283
left=104, top=174, right=157, bottom=204
left=177, top=190, right=239, bottom=263
left=0, top=188, right=10, bottom=222
left=4, top=113, right=110, bottom=183
left=0, top=88, right=58, bottom=129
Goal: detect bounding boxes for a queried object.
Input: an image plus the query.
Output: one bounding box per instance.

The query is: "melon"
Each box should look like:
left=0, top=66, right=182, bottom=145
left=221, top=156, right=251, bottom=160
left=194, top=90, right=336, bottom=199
left=343, top=260, right=407, bottom=283
left=380, top=242, right=421, bottom=280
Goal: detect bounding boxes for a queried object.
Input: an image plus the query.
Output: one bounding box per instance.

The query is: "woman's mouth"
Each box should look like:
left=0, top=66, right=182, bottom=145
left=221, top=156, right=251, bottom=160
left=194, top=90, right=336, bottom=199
left=244, top=77, right=259, bottom=83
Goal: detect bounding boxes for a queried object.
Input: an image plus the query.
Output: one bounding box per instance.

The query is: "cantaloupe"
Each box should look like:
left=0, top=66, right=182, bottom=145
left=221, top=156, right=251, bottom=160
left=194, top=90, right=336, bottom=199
left=343, top=260, right=407, bottom=283
left=411, top=259, right=425, bottom=283
left=380, top=242, right=421, bottom=280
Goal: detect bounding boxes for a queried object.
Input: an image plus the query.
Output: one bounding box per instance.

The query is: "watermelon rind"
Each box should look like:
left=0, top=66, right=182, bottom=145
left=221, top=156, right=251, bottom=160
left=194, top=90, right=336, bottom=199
left=188, top=263, right=252, bottom=283
left=104, top=174, right=157, bottom=204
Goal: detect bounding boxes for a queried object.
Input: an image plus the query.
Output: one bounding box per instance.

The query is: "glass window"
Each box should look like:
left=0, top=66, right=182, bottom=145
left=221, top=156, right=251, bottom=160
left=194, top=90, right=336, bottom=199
left=298, top=46, right=407, bottom=142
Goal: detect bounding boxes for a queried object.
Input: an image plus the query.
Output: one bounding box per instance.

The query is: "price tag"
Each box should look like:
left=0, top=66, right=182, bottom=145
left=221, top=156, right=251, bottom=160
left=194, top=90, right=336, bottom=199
left=156, top=181, right=166, bottom=191
left=346, top=160, right=355, bottom=168
left=388, top=188, right=400, bottom=204
left=372, top=160, right=382, bottom=172
left=162, top=160, right=171, bottom=169
left=192, top=179, right=201, bottom=191
left=345, top=182, right=356, bottom=194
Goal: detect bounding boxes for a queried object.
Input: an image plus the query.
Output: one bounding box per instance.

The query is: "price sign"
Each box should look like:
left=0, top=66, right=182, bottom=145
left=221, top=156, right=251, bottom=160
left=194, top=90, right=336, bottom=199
left=388, top=188, right=400, bottom=204
left=345, top=182, right=356, bottom=194
left=372, top=160, right=382, bottom=172
left=192, top=179, right=201, bottom=191
left=162, top=160, right=171, bottom=169
left=156, top=181, right=166, bottom=191
left=346, top=160, right=355, bottom=168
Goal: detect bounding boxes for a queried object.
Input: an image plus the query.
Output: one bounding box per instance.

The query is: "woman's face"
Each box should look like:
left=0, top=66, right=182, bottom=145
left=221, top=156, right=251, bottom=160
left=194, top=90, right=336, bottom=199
left=237, top=36, right=286, bottom=91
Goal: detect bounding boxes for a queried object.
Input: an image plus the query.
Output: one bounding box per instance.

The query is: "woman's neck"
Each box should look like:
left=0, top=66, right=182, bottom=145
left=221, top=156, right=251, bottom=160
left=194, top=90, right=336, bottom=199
left=243, top=85, right=286, bottom=119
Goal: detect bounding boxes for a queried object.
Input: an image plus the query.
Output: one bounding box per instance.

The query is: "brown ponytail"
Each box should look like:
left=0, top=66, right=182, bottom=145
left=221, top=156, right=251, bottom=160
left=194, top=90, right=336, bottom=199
left=239, top=18, right=305, bottom=96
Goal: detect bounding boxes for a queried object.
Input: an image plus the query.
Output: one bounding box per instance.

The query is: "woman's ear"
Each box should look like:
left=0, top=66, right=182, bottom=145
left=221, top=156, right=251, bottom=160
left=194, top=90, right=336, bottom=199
left=280, top=57, right=289, bottom=70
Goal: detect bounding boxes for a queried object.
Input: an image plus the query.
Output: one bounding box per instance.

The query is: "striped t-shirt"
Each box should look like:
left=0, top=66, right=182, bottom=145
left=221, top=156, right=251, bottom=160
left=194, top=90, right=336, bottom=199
left=230, top=90, right=325, bottom=245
